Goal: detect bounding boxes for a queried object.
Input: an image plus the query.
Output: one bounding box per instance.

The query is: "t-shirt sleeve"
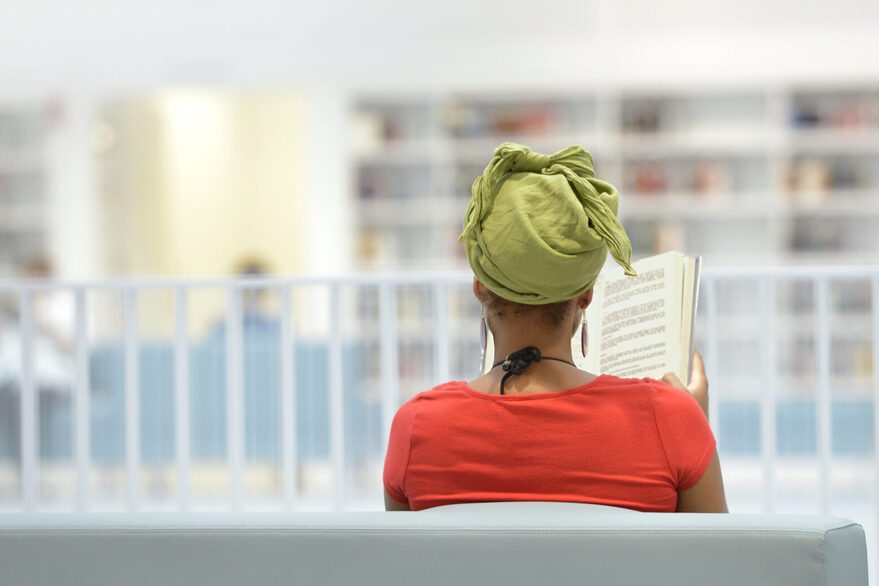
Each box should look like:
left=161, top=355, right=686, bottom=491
left=382, top=398, right=418, bottom=503
left=650, top=381, right=717, bottom=491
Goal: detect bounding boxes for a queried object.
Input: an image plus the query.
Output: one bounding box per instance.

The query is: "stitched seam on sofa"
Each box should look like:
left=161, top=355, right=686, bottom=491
left=820, top=522, right=860, bottom=533
left=818, top=523, right=861, bottom=586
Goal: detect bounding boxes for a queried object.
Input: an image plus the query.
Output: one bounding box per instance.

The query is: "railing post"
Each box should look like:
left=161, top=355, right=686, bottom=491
left=379, top=284, right=400, bottom=454
left=226, top=285, right=245, bottom=511
left=280, top=284, right=298, bottom=510
left=760, top=278, right=776, bottom=513
left=328, top=284, right=345, bottom=510
left=19, top=290, right=37, bottom=511
left=174, top=287, right=191, bottom=511
left=73, top=287, right=90, bottom=512
left=123, top=288, right=140, bottom=511
left=815, top=278, right=832, bottom=515
left=433, top=282, right=450, bottom=385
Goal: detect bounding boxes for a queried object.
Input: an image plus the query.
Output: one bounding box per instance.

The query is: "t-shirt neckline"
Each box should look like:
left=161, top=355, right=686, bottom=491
left=460, top=374, right=610, bottom=401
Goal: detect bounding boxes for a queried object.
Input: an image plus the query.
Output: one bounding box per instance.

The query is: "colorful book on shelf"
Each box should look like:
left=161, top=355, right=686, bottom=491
left=481, top=251, right=701, bottom=383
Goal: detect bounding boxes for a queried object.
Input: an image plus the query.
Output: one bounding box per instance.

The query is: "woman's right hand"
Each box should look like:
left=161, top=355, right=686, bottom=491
left=661, top=350, right=709, bottom=421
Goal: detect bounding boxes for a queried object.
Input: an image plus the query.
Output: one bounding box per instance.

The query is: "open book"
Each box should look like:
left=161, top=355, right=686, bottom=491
left=576, top=251, right=701, bottom=382
left=481, top=251, right=701, bottom=383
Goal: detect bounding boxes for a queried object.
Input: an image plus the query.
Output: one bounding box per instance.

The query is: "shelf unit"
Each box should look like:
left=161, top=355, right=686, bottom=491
left=0, top=102, right=49, bottom=276
left=350, top=85, right=879, bottom=390
left=350, top=85, right=879, bottom=269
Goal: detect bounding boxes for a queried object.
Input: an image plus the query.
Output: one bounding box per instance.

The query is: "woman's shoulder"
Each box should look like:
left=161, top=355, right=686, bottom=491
left=596, top=374, right=686, bottom=392
left=586, top=376, right=705, bottom=429
left=398, top=381, right=470, bottom=406
left=590, top=374, right=698, bottom=405
left=637, top=376, right=707, bottom=418
left=428, top=380, right=471, bottom=393
left=588, top=374, right=664, bottom=393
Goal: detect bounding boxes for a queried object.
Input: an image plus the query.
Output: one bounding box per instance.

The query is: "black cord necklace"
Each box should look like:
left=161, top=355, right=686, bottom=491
left=491, top=346, right=576, bottom=395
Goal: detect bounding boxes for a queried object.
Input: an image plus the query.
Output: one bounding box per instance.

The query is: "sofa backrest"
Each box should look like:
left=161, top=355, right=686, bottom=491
left=0, top=503, right=867, bottom=586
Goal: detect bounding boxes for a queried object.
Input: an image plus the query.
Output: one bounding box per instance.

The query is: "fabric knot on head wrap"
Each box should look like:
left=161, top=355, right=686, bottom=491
left=501, top=144, right=552, bottom=173
left=459, top=142, right=636, bottom=304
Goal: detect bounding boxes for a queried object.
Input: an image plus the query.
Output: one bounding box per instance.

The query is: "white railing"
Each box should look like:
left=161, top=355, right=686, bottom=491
left=1, top=267, right=878, bottom=578
left=0, top=272, right=476, bottom=513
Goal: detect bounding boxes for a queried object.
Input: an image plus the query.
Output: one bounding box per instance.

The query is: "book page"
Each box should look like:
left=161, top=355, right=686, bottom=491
left=578, top=251, right=682, bottom=379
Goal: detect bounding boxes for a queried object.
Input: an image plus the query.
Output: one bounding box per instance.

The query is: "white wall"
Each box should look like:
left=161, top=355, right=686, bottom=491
left=45, top=93, right=100, bottom=279
left=1, top=0, right=878, bottom=92
left=89, top=91, right=308, bottom=277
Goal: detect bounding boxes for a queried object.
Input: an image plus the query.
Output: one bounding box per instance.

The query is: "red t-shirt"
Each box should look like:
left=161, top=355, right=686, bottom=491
left=383, top=374, right=715, bottom=512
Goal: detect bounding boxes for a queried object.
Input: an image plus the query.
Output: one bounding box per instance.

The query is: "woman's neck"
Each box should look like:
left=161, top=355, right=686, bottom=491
left=471, top=322, right=595, bottom=396
left=490, top=324, right=575, bottom=366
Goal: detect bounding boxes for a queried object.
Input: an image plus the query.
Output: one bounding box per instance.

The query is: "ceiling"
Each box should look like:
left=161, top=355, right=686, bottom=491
left=1, top=0, right=878, bottom=91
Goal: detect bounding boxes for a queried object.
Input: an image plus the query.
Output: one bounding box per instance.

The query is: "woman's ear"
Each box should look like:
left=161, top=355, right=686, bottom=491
left=578, top=288, right=594, bottom=310
left=473, top=277, right=487, bottom=304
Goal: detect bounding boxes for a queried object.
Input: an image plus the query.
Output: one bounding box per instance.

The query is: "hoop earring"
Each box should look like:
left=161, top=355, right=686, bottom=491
left=580, top=312, right=588, bottom=358
left=479, top=306, right=488, bottom=373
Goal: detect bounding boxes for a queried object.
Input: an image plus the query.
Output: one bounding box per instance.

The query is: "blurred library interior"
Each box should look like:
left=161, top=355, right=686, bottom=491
left=1, top=3, right=879, bottom=571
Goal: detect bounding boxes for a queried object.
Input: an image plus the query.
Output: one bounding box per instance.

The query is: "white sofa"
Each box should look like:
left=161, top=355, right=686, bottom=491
left=0, top=502, right=868, bottom=585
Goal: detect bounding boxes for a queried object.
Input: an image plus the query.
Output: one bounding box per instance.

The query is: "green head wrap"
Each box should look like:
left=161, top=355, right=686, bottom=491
left=459, top=142, right=636, bottom=304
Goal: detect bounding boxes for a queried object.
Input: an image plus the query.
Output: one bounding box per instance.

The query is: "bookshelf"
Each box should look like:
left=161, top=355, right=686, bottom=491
left=350, top=84, right=879, bottom=386
left=0, top=103, right=49, bottom=276
left=351, top=85, right=879, bottom=269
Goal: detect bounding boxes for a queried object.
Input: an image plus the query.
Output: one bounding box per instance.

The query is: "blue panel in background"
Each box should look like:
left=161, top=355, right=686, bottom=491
left=294, top=342, right=330, bottom=460
left=776, top=399, right=817, bottom=456
left=832, top=400, right=874, bottom=456
left=717, top=398, right=874, bottom=458
left=243, top=332, right=280, bottom=461
left=0, top=391, right=19, bottom=460
left=139, top=344, right=174, bottom=464
left=39, top=392, right=72, bottom=460
left=342, top=345, right=382, bottom=463
left=89, top=345, right=124, bottom=463
left=718, top=400, right=761, bottom=456
left=189, top=337, right=227, bottom=461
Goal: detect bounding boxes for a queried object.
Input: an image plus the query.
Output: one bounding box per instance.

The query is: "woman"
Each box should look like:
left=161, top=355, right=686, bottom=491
left=383, top=143, right=727, bottom=513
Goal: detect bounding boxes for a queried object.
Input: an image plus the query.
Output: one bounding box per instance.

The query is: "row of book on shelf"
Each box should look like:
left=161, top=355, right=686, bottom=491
left=354, top=92, right=879, bottom=148
left=358, top=157, right=876, bottom=200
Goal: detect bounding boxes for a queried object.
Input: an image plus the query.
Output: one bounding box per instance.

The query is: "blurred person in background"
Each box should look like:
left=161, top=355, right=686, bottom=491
left=0, top=257, right=73, bottom=388
left=383, top=143, right=726, bottom=513
left=236, top=257, right=279, bottom=334
left=0, top=257, right=74, bottom=461
left=206, top=257, right=280, bottom=340
left=19, top=257, right=72, bottom=353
